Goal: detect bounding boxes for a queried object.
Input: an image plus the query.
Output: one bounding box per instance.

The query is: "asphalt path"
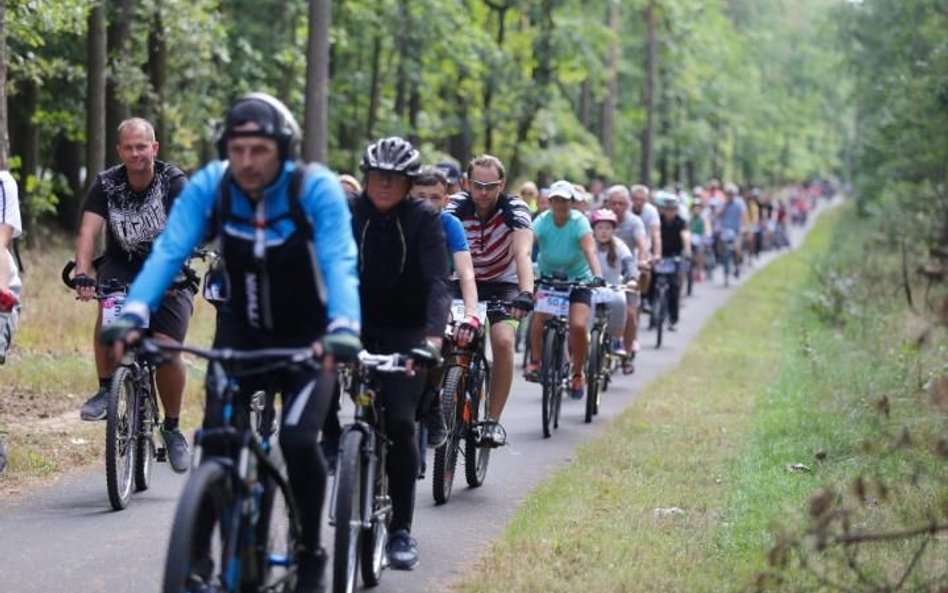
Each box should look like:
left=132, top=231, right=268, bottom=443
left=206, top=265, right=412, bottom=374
left=0, top=207, right=826, bottom=593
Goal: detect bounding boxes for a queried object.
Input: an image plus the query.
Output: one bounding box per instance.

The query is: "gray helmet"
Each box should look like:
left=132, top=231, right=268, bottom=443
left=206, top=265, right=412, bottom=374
left=361, top=137, right=421, bottom=177
left=217, top=92, right=301, bottom=161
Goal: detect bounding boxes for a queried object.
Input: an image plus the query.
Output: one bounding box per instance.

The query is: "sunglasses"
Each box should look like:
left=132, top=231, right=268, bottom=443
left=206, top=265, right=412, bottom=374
left=471, top=180, right=502, bottom=191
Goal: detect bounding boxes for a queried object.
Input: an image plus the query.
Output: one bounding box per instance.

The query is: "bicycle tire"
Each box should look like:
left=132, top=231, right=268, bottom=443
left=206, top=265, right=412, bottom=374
left=360, top=436, right=389, bottom=588
left=162, top=460, right=234, bottom=593
left=686, top=261, right=694, bottom=296
left=540, top=324, right=559, bottom=438
left=333, top=430, right=364, bottom=593
left=433, top=366, right=463, bottom=504
left=106, top=367, right=136, bottom=510
left=723, top=250, right=731, bottom=287
left=134, top=382, right=157, bottom=492
left=655, top=289, right=666, bottom=349
left=464, top=360, right=491, bottom=487
left=585, top=327, right=603, bottom=423
left=256, top=451, right=299, bottom=593
left=552, top=332, right=566, bottom=430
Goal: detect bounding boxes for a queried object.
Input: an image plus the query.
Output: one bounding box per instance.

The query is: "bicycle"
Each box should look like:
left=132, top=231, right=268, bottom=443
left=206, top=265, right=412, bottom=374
left=329, top=350, right=413, bottom=593
left=431, top=299, right=502, bottom=505
left=718, top=229, right=740, bottom=287
left=155, top=340, right=313, bottom=593
left=534, top=277, right=588, bottom=438
left=585, top=291, right=611, bottom=424
left=62, top=261, right=175, bottom=510
left=650, top=257, right=682, bottom=349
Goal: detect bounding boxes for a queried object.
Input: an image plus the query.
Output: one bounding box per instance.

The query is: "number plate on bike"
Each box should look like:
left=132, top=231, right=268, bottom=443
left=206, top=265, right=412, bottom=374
left=534, top=289, right=570, bottom=316
left=100, top=292, right=149, bottom=328
left=449, top=299, right=488, bottom=324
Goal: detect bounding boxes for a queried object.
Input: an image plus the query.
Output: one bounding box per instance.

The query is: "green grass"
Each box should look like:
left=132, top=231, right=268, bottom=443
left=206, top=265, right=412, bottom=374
left=451, top=205, right=946, bottom=593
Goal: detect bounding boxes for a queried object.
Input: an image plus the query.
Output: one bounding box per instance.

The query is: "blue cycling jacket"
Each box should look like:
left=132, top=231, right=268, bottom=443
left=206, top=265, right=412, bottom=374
left=124, top=160, right=360, bottom=336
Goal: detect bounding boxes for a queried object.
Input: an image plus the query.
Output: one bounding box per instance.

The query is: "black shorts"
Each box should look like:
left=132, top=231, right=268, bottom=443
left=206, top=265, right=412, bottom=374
left=473, top=281, right=520, bottom=325
left=151, top=290, right=194, bottom=342
left=569, top=286, right=592, bottom=307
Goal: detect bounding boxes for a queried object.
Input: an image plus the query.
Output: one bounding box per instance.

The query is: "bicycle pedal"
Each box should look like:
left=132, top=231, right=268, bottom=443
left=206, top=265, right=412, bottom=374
left=156, top=447, right=167, bottom=462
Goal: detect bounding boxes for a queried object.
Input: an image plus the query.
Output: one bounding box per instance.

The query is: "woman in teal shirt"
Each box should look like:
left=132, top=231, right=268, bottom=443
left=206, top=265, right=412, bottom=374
left=526, top=180, right=603, bottom=399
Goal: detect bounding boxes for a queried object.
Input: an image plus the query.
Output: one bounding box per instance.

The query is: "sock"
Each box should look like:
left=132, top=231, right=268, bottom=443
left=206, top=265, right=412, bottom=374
left=98, top=377, right=112, bottom=390
left=163, top=417, right=179, bottom=432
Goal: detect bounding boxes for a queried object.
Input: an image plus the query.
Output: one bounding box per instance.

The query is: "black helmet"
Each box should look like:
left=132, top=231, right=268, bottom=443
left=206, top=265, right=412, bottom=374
left=217, top=92, right=300, bottom=161
left=360, top=137, right=421, bottom=177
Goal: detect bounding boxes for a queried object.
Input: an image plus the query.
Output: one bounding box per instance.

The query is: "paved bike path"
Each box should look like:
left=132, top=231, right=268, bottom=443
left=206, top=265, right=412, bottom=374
left=0, top=206, right=829, bottom=593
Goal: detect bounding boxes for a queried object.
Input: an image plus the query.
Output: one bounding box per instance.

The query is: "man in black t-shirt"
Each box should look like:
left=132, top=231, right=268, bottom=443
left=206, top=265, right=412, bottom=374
left=72, top=117, right=194, bottom=473
left=656, top=192, right=692, bottom=331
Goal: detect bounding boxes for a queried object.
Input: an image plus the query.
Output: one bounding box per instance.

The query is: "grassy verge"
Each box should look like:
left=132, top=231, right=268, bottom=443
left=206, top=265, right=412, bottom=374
left=0, top=242, right=216, bottom=497
left=451, top=204, right=946, bottom=593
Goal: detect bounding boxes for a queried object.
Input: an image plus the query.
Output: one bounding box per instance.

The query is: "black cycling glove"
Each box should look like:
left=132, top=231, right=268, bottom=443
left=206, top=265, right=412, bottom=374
left=99, top=313, right=146, bottom=345
left=511, top=290, right=534, bottom=313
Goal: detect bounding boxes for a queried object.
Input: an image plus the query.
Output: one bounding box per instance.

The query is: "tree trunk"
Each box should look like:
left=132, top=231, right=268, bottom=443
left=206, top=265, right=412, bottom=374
left=303, top=0, right=331, bottom=163
left=509, top=0, right=555, bottom=180
left=578, top=79, right=591, bottom=131
left=483, top=2, right=510, bottom=153
left=393, top=0, right=409, bottom=120
left=657, top=62, right=670, bottom=188
left=86, top=0, right=107, bottom=199
left=146, top=6, right=168, bottom=150
left=365, top=29, right=382, bottom=141
left=601, top=0, right=619, bottom=160
left=640, top=0, right=656, bottom=187
left=105, top=0, right=131, bottom=165
left=53, top=135, right=83, bottom=231
left=0, top=0, right=8, bottom=170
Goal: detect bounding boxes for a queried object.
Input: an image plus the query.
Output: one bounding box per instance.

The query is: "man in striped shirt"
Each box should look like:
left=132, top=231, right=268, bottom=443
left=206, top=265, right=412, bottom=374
left=445, top=155, right=534, bottom=447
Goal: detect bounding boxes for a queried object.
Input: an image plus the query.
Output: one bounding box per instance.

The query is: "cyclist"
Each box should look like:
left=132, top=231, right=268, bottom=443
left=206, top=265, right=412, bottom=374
left=351, top=136, right=451, bottom=570
left=604, top=185, right=648, bottom=354
left=102, top=93, right=362, bottom=593
left=590, top=208, right=636, bottom=357
left=526, top=180, right=603, bottom=399
left=444, top=154, right=534, bottom=447
left=655, top=191, right=692, bottom=331
left=410, top=165, right=480, bottom=447
left=630, top=184, right=662, bottom=314
left=337, top=173, right=362, bottom=199
left=519, top=180, right=540, bottom=214
left=72, top=117, right=195, bottom=473
left=435, top=160, right=463, bottom=195
left=0, top=168, right=21, bottom=367
left=689, top=201, right=710, bottom=281
left=717, top=182, right=747, bottom=275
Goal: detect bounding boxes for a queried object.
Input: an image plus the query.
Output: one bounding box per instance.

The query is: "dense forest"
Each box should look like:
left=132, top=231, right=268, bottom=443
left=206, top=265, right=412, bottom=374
left=0, top=0, right=944, bottom=250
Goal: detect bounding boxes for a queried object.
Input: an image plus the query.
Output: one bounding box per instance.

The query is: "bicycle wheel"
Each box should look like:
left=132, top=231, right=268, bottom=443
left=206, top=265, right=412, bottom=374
left=540, top=324, right=559, bottom=438
left=552, top=333, right=566, bottom=430
left=585, top=327, right=604, bottom=423
left=723, top=251, right=731, bottom=287
left=433, top=366, right=463, bottom=504
left=106, top=366, right=136, bottom=510
left=256, top=457, right=300, bottom=593
left=465, top=360, right=491, bottom=487
left=162, top=460, right=235, bottom=593
left=134, top=384, right=158, bottom=492
left=686, top=261, right=694, bottom=296
left=655, top=289, right=666, bottom=349
left=360, top=439, right=389, bottom=588
left=333, top=430, right=364, bottom=593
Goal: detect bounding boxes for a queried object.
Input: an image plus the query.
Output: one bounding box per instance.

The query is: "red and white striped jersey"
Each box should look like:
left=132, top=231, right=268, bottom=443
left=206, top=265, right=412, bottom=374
left=445, top=192, right=532, bottom=284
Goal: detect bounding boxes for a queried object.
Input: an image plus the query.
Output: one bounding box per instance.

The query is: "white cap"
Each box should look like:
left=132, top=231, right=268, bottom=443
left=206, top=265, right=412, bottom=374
left=548, top=180, right=574, bottom=200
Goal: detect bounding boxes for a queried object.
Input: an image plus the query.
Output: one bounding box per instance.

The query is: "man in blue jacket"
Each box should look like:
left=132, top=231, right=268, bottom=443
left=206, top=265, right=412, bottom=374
left=103, top=93, right=361, bottom=593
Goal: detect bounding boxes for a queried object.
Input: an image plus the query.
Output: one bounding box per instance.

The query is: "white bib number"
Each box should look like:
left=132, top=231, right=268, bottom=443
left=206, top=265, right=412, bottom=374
left=534, top=288, right=570, bottom=316
left=449, top=299, right=488, bottom=324
left=100, top=292, right=148, bottom=329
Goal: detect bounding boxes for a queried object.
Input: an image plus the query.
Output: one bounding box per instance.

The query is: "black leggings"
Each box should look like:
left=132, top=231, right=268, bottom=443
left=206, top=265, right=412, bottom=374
left=206, top=321, right=333, bottom=552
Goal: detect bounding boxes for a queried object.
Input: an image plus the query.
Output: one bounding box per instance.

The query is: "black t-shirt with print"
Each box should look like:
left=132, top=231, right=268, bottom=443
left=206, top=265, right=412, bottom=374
left=82, top=160, right=187, bottom=281
left=660, top=216, right=687, bottom=257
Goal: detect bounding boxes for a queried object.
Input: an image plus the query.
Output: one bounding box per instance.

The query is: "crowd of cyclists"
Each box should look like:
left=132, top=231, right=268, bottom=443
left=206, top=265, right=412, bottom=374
left=0, top=90, right=836, bottom=591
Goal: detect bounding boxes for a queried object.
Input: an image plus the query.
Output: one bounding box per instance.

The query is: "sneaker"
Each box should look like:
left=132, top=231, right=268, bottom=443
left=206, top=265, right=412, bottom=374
left=320, top=440, right=338, bottom=476
left=425, top=402, right=448, bottom=449
left=294, top=548, right=327, bottom=593
left=611, top=340, right=628, bottom=358
left=523, top=362, right=540, bottom=383
left=80, top=387, right=110, bottom=421
left=161, top=427, right=190, bottom=474
left=668, top=323, right=678, bottom=332
left=570, top=374, right=584, bottom=400
left=479, top=420, right=507, bottom=448
left=386, top=529, right=419, bottom=571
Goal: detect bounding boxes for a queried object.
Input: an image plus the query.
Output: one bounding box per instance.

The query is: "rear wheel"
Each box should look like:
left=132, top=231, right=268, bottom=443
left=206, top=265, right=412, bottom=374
left=540, top=325, right=559, bottom=438
left=465, top=361, right=491, bottom=487
left=723, top=250, right=731, bottom=287
left=106, top=367, right=136, bottom=511
left=333, top=430, right=364, bottom=593
left=162, top=460, right=234, bottom=593
left=360, top=439, right=389, bottom=588
left=654, top=289, right=666, bottom=349
left=256, top=451, right=299, bottom=593
left=433, top=367, right=463, bottom=504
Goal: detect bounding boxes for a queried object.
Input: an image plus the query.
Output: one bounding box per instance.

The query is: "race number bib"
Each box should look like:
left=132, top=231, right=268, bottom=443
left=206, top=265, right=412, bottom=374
left=534, top=288, right=570, bottom=316
left=449, top=299, right=488, bottom=324
left=100, top=292, right=149, bottom=329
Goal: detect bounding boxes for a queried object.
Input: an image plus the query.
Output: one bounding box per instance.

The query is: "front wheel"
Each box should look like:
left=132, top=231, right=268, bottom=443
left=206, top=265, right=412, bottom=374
left=134, top=384, right=158, bottom=492
left=585, top=327, right=604, bottom=423
left=465, top=360, right=491, bottom=487
left=256, top=452, right=299, bottom=593
left=106, top=366, right=136, bottom=510
left=540, top=324, right=560, bottom=438
left=433, top=367, right=463, bottom=504
left=333, top=430, right=364, bottom=593
left=654, top=289, right=666, bottom=349
left=162, top=460, right=235, bottom=593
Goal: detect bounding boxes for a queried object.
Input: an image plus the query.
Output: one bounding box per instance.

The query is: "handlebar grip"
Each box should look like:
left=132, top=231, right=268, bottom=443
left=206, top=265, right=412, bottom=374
left=61, top=261, right=77, bottom=289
